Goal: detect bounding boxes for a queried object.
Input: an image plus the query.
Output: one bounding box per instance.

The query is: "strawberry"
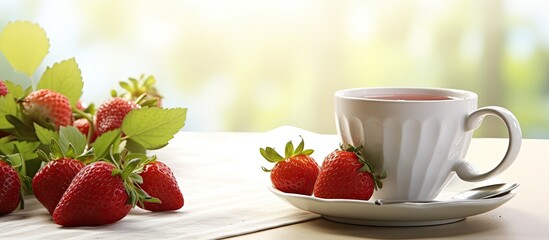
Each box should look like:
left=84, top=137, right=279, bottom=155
left=137, top=160, right=184, bottom=211
left=260, top=137, right=320, bottom=195
left=0, top=159, right=21, bottom=216
left=32, top=140, right=85, bottom=215
left=0, top=80, right=8, bottom=96
left=313, top=145, right=385, bottom=201
left=73, top=118, right=98, bottom=143
left=0, top=80, right=10, bottom=137
left=95, top=97, right=139, bottom=136
left=52, top=150, right=157, bottom=226
left=0, top=155, right=29, bottom=216
left=23, top=89, right=73, bottom=129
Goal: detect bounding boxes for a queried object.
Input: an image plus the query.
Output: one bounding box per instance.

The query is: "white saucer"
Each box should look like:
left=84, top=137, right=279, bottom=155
left=269, top=178, right=517, bottom=227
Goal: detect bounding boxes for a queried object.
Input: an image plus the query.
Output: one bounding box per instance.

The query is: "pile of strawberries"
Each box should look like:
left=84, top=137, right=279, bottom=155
left=0, top=77, right=186, bottom=226
left=261, top=138, right=386, bottom=200
left=0, top=21, right=187, bottom=226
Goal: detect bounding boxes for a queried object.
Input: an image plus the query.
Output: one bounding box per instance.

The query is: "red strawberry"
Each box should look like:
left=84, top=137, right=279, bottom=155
left=137, top=160, right=184, bottom=211
left=313, top=145, right=385, bottom=200
left=0, top=80, right=10, bottom=137
left=75, top=100, right=86, bottom=111
left=73, top=118, right=98, bottom=143
left=53, top=161, right=130, bottom=226
left=0, top=159, right=21, bottom=216
left=32, top=140, right=85, bottom=215
left=52, top=150, right=157, bottom=227
left=0, top=80, right=8, bottom=96
left=23, top=89, right=73, bottom=129
left=95, top=97, right=139, bottom=136
left=260, top=137, right=320, bottom=195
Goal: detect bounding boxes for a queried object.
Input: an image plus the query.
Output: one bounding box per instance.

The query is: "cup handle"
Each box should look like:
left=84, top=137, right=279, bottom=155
left=454, top=106, right=522, bottom=181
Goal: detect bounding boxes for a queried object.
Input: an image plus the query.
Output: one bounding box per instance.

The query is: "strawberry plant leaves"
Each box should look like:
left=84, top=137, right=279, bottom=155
left=0, top=21, right=50, bottom=77
left=59, top=126, right=87, bottom=155
left=34, top=122, right=59, bottom=145
left=37, top=58, right=83, bottom=106
left=122, top=107, right=187, bottom=149
left=0, top=141, right=39, bottom=161
left=3, top=81, right=28, bottom=99
left=0, top=94, right=17, bottom=129
left=125, top=138, right=146, bottom=154
left=92, top=129, right=122, bottom=160
left=7, top=115, right=37, bottom=141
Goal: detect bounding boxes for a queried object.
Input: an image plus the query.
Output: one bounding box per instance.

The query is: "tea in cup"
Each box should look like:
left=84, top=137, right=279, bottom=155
left=334, top=87, right=522, bottom=200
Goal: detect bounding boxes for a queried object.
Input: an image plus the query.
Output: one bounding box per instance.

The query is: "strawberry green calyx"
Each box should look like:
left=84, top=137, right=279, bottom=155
left=260, top=136, right=314, bottom=172
left=108, top=148, right=160, bottom=207
left=36, top=138, right=86, bottom=163
left=111, top=74, right=163, bottom=107
left=341, top=144, right=387, bottom=190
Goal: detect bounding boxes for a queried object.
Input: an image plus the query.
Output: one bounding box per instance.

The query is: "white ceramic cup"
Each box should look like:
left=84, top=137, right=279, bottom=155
left=334, top=87, right=522, bottom=201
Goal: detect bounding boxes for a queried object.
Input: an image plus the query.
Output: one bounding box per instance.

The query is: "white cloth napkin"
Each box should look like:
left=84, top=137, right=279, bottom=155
left=0, top=126, right=336, bottom=240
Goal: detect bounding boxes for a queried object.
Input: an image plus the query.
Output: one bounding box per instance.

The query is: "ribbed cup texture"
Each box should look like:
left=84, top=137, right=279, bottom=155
left=336, top=114, right=471, bottom=200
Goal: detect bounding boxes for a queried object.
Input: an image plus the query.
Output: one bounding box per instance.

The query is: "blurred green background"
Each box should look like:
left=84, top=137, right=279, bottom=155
left=1, top=0, right=548, bottom=138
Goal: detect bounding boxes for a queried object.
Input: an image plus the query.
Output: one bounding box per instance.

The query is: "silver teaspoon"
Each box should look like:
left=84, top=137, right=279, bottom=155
left=374, top=183, right=519, bottom=205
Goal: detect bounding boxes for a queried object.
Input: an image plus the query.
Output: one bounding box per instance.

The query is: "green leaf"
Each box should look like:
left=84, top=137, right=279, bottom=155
left=0, top=21, right=50, bottom=77
left=59, top=126, right=87, bottom=155
left=143, top=75, right=156, bottom=87
left=92, top=129, right=122, bottom=160
left=7, top=115, right=37, bottom=141
left=3, top=81, right=26, bottom=99
left=34, top=122, right=59, bottom=145
left=0, top=94, right=17, bottom=129
left=125, top=138, right=146, bottom=154
left=301, top=149, right=314, bottom=156
left=265, top=147, right=284, bottom=162
left=122, top=107, right=187, bottom=149
left=14, top=141, right=40, bottom=161
left=284, top=140, right=293, bottom=158
left=295, top=137, right=305, bottom=154
left=37, top=58, right=83, bottom=106
left=119, top=81, right=133, bottom=92
left=0, top=141, right=39, bottom=161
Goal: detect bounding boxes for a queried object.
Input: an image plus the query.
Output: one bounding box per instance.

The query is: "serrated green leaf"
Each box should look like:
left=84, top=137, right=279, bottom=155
left=0, top=21, right=49, bottom=77
left=0, top=141, right=39, bottom=162
left=13, top=141, right=40, bottom=161
left=0, top=94, right=17, bottom=129
left=34, top=122, right=59, bottom=145
left=3, top=81, right=26, bottom=99
left=7, top=116, right=37, bottom=141
left=37, top=58, right=83, bottom=106
left=92, top=129, right=122, bottom=160
left=59, top=126, right=87, bottom=155
left=125, top=138, right=146, bottom=154
left=122, top=107, right=187, bottom=149
left=7, top=153, right=23, bottom=165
